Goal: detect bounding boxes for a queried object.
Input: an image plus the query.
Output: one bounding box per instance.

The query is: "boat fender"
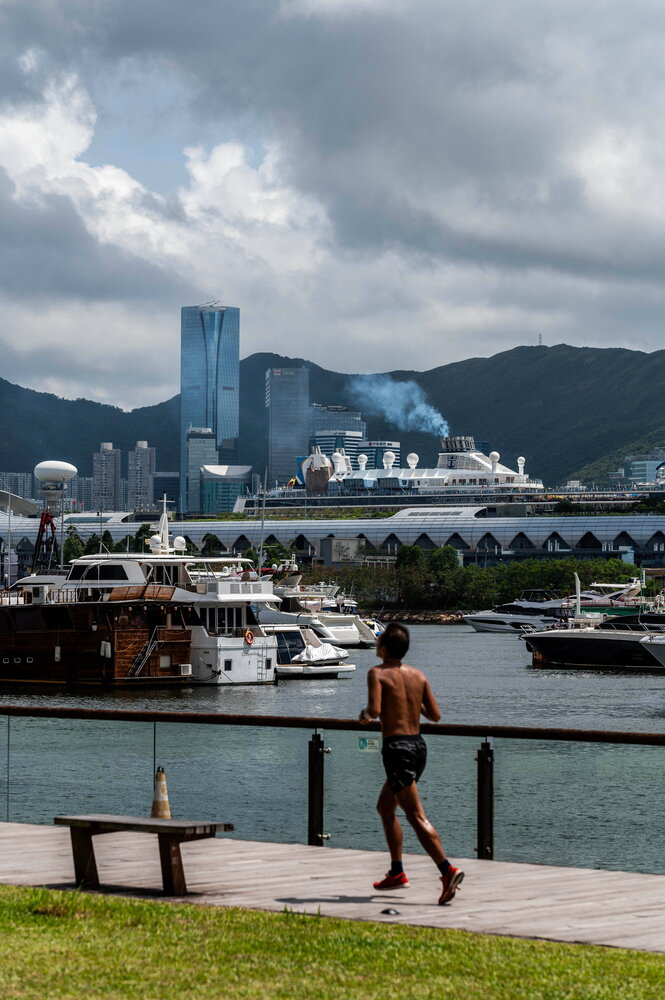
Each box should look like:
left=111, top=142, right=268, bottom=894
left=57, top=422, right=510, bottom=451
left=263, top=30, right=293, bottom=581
left=244, top=629, right=255, bottom=645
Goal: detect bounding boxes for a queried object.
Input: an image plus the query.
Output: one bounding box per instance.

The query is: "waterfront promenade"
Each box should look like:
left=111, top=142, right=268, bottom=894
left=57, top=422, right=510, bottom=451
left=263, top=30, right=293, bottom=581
left=1, top=822, right=663, bottom=953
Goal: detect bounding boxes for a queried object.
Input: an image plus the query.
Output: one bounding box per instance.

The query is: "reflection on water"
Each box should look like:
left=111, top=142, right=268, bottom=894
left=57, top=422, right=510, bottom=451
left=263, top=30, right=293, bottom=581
left=0, top=625, right=664, bottom=873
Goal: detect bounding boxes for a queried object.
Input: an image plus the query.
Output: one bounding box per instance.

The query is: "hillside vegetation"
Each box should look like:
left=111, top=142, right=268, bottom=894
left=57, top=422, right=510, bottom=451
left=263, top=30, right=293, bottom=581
left=571, top=424, right=665, bottom=485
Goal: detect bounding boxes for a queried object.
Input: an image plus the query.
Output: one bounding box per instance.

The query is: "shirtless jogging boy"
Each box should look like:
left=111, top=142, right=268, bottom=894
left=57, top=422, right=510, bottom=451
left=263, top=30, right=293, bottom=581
left=359, top=621, right=464, bottom=904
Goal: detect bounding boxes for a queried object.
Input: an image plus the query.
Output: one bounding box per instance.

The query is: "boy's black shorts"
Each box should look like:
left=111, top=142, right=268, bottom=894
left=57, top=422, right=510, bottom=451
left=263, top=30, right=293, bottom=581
left=381, top=734, right=427, bottom=793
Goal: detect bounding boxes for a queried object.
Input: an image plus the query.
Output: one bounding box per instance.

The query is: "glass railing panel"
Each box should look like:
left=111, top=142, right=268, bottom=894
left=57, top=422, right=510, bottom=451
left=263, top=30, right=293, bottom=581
left=323, top=729, right=478, bottom=861
left=494, top=739, right=665, bottom=874
left=2, top=716, right=154, bottom=824
left=154, top=722, right=308, bottom=844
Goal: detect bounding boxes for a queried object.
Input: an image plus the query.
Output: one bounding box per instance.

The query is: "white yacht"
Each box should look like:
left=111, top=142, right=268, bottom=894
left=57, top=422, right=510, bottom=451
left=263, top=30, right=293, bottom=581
left=1, top=507, right=284, bottom=686
left=258, top=583, right=377, bottom=647
left=462, top=591, right=570, bottom=634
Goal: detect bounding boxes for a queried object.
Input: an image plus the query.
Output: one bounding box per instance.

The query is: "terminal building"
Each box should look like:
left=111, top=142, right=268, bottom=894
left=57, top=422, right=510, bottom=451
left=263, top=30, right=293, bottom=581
left=3, top=505, right=665, bottom=571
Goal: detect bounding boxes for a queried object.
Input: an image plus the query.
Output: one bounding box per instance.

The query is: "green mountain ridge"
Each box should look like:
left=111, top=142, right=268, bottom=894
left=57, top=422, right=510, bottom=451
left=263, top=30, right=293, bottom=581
left=571, top=425, right=665, bottom=485
left=0, top=344, right=663, bottom=484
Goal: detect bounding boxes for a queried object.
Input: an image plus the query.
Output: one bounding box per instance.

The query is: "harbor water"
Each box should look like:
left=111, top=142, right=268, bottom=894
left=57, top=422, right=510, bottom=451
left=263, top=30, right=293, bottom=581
left=1, top=625, right=663, bottom=875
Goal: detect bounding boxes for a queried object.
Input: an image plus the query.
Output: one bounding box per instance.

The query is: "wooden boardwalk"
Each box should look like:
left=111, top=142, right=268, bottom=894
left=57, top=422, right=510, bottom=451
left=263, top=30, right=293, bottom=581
left=0, top=822, right=664, bottom=953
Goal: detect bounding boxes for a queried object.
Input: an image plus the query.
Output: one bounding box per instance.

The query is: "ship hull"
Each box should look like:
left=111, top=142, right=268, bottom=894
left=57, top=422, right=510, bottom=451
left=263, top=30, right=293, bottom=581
left=525, top=629, right=665, bottom=671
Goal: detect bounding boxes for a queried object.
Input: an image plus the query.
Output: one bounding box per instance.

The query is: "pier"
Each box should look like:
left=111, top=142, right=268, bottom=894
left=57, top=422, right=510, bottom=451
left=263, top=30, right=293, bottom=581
left=0, top=705, right=663, bottom=954
left=1, top=822, right=664, bottom=953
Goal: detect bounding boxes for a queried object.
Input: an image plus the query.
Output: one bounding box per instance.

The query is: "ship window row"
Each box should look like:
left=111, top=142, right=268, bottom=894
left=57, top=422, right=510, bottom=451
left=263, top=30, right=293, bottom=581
left=67, top=564, right=129, bottom=581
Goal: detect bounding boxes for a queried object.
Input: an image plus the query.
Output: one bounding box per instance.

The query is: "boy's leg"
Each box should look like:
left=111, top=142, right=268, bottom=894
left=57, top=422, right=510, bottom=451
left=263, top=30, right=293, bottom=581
left=395, top=781, right=446, bottom=864
left=376, top=781, right=403, bottom=860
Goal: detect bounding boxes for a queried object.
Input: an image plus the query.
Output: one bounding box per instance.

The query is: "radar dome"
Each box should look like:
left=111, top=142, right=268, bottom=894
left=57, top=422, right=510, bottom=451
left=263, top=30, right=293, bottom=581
left=173, top=536, right=187, bottom=551
left=489, top=451, right=500, bottom=463
left=34, top=461, right=77, bottom=482
left=517, top=456, right=525, bottom=465
left=406, top=453, right=419, bottom=469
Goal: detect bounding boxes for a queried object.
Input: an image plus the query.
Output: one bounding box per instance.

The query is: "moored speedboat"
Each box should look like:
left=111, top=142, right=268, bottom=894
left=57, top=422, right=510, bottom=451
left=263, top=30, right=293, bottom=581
left=523, top=613, right=665, bottom=670
left=263, top=624, right=355, bottom=679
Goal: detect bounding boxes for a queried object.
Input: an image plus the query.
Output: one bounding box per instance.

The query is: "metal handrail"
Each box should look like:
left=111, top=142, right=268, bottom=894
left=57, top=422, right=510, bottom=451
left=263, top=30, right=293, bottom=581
left=0, top=704, right=662, bottom=746
left=1, top=705, right=663, bottom=859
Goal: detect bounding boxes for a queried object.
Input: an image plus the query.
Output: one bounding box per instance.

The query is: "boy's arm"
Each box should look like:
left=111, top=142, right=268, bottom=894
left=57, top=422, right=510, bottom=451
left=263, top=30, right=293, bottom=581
left=421, top=678, right=441, bottom=722
left=359, top=667, right=382, bottom=722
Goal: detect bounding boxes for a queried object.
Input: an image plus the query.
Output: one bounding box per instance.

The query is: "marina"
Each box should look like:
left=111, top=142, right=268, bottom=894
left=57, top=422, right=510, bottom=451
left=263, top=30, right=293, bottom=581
left=0, top=504, right=364, bottom=686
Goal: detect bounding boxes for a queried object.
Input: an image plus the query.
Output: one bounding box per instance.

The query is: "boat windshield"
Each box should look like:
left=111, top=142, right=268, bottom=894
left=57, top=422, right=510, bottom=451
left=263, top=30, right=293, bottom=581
left=184, top=560, right=255, bottom=584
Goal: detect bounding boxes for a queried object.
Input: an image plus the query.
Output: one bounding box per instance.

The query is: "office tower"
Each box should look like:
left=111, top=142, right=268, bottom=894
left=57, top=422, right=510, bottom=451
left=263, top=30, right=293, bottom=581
left=265, top=367, right=310, bottom=485
left=92, top=442, right=121, bottom=510
left=623, top=448, right=665, bottom=486
left=201, top=464, right=252, bottom=513
left=153, top=472, right=179, bottom=506
left=128, top=440, right=157, bottom=510
left=180, top=304, right=240, bottom=512
left=360, top=441, right=401, bottom=469
left=68, top=475, right=94, bottom=511
left=309, top=404, right=367, bottom=438
left=0, top=472, right=34, bottom=501
left=310, top=430, right=365, bottom=469
left=186, top=428, right=219, bottom=514
left=309, top=405, right=367, bottom=469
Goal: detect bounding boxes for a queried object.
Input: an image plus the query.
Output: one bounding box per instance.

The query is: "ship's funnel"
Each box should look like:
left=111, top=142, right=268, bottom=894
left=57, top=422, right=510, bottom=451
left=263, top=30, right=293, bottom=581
left=439, top=436, right=476, bottom=453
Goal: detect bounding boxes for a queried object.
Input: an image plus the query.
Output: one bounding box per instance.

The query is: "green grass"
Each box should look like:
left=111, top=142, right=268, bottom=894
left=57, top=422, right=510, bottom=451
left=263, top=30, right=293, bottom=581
left=0, top=885, right=663, bottom=999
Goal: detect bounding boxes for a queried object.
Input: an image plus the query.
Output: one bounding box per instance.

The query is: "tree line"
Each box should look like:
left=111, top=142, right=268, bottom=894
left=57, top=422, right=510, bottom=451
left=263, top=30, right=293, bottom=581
left=301, top=545, right=640, bottom=611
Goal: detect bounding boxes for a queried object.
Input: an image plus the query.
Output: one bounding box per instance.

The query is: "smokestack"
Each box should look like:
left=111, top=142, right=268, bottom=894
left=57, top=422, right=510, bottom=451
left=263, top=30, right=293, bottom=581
left=439, top=436, right=475, bottom=453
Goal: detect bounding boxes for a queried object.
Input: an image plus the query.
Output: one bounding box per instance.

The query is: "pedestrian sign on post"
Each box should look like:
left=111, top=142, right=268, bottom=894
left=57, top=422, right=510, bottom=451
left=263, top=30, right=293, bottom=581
left=358, top=737, right=380, bottom=752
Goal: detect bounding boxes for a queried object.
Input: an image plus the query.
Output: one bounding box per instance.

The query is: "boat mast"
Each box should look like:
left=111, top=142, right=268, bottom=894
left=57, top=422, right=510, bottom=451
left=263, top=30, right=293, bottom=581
left=258, top=467, right=268, bottom=571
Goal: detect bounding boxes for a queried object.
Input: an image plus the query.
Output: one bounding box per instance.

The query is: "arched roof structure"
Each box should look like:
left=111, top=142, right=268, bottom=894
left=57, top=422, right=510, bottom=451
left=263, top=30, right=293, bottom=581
left=1, top=507, right=664, bottom=558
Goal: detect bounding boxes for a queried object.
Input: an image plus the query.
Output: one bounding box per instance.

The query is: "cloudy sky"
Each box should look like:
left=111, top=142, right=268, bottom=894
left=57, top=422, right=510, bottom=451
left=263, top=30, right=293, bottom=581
left=2, top=0, right=665, bottom=408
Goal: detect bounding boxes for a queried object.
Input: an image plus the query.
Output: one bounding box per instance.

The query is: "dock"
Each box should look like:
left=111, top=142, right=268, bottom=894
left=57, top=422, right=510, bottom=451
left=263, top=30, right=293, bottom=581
left=0, top=822, right=664, bottom=953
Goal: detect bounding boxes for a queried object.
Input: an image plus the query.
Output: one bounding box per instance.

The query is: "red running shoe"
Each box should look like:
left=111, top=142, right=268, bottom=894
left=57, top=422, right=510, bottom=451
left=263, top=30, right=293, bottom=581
left=373, top=871, right=410, bottom=890
left=438, top=866, right=464, bottom=904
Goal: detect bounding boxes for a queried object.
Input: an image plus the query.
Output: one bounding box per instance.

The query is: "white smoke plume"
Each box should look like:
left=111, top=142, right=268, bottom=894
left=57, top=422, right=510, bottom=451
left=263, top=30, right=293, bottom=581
left=348, top=374, right=449, bottom=437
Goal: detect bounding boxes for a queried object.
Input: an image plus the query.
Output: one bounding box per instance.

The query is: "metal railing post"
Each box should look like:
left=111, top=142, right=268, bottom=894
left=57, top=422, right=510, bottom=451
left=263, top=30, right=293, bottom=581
left=308, top=732, right=330, bottom=845
left=476, top=738, right=494, bottom=860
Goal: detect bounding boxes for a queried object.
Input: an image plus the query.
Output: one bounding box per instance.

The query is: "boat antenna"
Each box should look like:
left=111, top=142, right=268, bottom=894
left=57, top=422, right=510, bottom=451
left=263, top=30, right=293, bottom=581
left=257, top=467, right=268, bottom=571
left=574, top=572, right=581, bottom=619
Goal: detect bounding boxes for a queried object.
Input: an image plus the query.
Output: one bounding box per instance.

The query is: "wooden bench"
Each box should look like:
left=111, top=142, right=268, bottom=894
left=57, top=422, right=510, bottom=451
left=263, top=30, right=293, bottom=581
left=54, top=814, right=234, bottom=896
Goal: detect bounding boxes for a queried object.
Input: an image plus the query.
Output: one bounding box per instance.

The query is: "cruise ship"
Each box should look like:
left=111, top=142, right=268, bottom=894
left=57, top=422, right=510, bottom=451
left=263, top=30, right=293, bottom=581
left=297, top=434, right=543, bottom=499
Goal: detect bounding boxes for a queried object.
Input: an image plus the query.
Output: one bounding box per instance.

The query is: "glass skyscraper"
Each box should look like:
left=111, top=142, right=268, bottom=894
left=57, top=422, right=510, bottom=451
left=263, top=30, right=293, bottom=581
left=266, top=367, right=310, bottom=485
left=309, top=405, right=367, bottom=469
left=180, top=305, right=240, bottom=512
left=185, top=428, right=220, bottom=514
left=309, top=404, right=366, bottom=438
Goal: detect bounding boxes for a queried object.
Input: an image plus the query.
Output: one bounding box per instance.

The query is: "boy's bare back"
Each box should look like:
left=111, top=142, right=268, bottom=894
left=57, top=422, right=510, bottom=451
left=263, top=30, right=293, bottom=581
left=366, top=662, right=441, bottom=738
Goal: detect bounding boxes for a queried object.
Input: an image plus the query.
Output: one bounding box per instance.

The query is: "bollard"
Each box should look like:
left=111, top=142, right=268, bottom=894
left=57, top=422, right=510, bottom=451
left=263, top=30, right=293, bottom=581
left=151, top=766, right=171, bottom=819
left=476, top=739, right=494, bottom=860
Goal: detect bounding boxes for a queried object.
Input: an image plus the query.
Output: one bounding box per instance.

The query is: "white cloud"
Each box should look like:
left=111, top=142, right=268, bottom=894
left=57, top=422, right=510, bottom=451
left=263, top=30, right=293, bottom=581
left=4, top=1, right=665, bottom=409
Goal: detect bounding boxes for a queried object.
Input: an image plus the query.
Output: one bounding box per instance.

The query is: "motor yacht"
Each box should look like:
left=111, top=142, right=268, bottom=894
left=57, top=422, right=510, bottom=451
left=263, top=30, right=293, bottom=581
left=0, top=505, right=284, bottom=686
left=462, top=590, right=570, bottom=634
left=258, top=583, right=377, bottom=647
left=523, top=612, right=665, bottom=670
